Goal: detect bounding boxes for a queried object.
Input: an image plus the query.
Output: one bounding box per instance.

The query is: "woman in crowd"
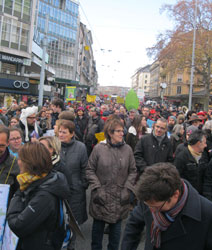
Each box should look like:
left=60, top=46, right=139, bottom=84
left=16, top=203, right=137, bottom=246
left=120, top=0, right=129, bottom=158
left=58, top=119, right=88, bottom=250
left=7, top=142, right=69, bottom=250
left=86, top=117, right=137, bottom=250
left=74, top=106, right=88, bottom=142
left=8, top=127, right=23, bottom=157
left=39, top=136, right=61, bottom=171
left=9, top=117, right=20, bottom=128
left=126, top=115, right=147, bottom=151
left=170, top=124, right=185, bottom=155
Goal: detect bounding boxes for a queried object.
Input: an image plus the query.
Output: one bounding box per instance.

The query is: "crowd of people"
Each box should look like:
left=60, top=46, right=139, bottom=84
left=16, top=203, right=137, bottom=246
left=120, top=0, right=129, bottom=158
left=1, top=97, right=212, bottom=250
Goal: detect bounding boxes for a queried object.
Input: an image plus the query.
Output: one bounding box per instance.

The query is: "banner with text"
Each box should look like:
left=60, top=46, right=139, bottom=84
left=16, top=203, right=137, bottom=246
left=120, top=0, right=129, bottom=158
left=65, top=86, right=76, bottom=101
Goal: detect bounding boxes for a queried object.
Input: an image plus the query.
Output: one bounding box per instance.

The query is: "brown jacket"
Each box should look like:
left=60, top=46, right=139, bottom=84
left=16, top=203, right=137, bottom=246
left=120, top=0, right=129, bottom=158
left=86, top=141, right=137, bottom=223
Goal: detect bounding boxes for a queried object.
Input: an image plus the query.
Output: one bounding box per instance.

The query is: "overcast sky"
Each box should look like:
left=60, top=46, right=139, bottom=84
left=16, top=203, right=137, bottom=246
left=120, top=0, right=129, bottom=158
left=79, top=0, right=176, bottom=87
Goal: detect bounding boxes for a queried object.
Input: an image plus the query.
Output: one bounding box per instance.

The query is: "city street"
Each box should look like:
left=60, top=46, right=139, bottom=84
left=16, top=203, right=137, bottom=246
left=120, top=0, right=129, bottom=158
left=73, top=188, right=145, bottom=250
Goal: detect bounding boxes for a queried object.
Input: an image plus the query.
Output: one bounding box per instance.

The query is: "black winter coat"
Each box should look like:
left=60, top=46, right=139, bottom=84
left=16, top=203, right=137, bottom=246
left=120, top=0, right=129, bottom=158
left=7, top=171, right=70, bottom=250
left=134, top=133, right=173, bottom=174
left=174, top=146, right=207, bottom=194
left=75, top=115, right=89, bottom=142
left=60, top=138, right=88, bottom=224
left=121, top=181, right=212, bottom=250
left=126, top=132, right=138, bottom=152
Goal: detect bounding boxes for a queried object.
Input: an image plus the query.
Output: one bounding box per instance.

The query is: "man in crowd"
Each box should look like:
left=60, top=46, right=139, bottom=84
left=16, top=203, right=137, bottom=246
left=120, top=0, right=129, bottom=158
left=134, top=118, right=173, bottom=175
left=19, top=106, right=43, bottom=142
left=84, top=107, right=104, bottom=156
left=167, top=116, right=177, bottom=138
left=126, top=109, right=138, bottom=129
left=121, top=162, right=212, bottom=250
left=51, top=98, right=64, bottom=128
left=174, top=130, right=207, bottom=194
left=0, top=125, right=19, bottom=200
left=141, top=106, right=150, bottom=119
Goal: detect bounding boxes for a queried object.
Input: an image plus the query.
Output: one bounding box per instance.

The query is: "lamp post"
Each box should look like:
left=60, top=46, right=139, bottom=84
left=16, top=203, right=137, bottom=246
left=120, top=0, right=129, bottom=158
left=188, top=0, right=198, bottom=110
left=160, top=82, right=167, bottom=105
left=38, top=15, right=48, bottom=107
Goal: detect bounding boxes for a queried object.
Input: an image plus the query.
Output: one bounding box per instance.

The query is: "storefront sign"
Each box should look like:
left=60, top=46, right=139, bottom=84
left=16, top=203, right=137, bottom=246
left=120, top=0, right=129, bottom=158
left=0, top=53, right=24, bottom=65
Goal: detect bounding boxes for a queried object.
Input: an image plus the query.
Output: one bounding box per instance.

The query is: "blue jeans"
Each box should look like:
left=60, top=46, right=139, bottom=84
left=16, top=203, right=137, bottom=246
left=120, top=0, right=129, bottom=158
left=91, top=219, right=122, bottom=250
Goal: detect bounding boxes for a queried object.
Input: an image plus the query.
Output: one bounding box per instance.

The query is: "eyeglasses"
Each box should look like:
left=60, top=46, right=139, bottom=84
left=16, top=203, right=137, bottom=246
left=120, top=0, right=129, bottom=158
left=27, top=117, right=36, bottom=120
left=114, top=129, right=124, bottom=134
left=10, top=137, right=22, bottom=141
left=144, top=200, right=167, bottom=212
left=155, top=125, right=166, bottom=130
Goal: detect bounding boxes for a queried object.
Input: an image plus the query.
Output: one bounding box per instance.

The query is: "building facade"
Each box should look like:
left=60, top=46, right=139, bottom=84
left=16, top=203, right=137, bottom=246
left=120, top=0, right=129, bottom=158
left=76, top=22, right=98, bottom=95
left=131, top=65, right=151, bottom=99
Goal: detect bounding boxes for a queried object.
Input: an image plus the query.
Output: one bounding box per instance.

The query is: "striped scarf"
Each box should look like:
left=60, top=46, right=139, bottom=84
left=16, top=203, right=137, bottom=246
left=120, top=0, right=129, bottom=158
left=150, top=181, right=188, bottom=248
left=17, top=172, right=47, bottom=191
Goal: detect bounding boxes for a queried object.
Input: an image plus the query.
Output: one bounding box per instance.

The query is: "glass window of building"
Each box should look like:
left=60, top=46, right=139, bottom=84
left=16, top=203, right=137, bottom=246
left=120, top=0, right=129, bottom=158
left=11, top=20, right=20, bottom=49
left=1, top=17, right=11, bottom=47
left=14, top=0, right=22, bottom=18
left=0, top=0, right=2, bottom=11
left=4, top=0, right=13, bottom=14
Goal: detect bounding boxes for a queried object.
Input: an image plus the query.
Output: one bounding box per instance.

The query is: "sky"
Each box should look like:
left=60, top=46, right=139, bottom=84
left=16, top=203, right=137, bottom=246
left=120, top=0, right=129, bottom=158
left=79, top=0, right=177, bottom=87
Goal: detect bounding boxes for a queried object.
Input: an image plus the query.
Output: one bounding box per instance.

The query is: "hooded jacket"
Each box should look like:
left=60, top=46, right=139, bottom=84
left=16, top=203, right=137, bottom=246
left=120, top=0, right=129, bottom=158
left=7, top=171, right=70, bottom=250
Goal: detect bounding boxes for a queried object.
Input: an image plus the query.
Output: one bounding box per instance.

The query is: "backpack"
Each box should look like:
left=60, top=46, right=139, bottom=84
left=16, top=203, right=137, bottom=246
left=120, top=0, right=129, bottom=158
left=52, top=199, right=72, bottom=249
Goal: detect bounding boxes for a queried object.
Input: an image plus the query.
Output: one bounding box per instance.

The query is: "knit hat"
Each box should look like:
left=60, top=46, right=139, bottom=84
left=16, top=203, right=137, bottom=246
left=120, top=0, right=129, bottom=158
left=77, top=106, right=85, bottom=112
left=169, top=116, right=177, bottom=122
left=20, top=106, right=38, bottom=142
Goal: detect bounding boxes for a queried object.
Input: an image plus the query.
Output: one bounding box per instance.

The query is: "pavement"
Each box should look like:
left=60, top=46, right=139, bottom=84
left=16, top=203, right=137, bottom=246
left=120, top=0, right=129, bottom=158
left=71, top=188, right=145, bottom=250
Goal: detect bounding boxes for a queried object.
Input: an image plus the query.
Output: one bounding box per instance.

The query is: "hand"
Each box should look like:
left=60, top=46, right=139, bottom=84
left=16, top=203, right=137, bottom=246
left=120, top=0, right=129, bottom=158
left=93, top=188, right=106, bottom=206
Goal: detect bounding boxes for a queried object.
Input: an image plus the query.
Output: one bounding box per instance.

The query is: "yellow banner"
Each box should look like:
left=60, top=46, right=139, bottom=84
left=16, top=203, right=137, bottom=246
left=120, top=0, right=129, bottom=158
left=86, top=94, right=96, bottom=103
left=95, top=132, right=105, bottom=143
left=117, top=96, right=124, bottom=104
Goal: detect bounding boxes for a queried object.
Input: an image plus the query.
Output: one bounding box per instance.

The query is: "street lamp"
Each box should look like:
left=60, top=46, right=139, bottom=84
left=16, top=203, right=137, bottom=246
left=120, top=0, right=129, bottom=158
left=160, top=82, right=167, bottom=105
left=188, top=0, right=198, bottom=110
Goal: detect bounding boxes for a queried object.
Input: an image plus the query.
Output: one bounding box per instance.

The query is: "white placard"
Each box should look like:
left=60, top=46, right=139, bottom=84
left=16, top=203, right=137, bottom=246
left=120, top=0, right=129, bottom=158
left=0, top=184, right=10, bottom=249
left=2, top=222, right=18, bottom=250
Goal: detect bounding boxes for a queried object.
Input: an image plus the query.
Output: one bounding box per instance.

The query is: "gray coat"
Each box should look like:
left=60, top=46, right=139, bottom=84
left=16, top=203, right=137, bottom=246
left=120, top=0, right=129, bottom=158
left=86, top=141, right=137, bottom=223
left=60, top=138, right=88, bottom=225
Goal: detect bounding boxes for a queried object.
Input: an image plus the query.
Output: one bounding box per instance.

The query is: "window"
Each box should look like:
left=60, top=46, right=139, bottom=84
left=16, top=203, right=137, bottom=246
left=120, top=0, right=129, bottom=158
left=145, top=80, right=147, bottom=84
left=14, top=0, right=22, bottom=18
left=23, top=0, right=31, bottom=21
left=177, top=86, right=181, bottom=94
left=4, top=0, right=13, bottom=14
left=177, top=74, right=183, bottom=82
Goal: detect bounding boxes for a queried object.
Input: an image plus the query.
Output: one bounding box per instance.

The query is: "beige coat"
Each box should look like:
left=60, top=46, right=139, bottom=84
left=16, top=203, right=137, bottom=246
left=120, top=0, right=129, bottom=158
left=86, top=141, right=137, bottom=223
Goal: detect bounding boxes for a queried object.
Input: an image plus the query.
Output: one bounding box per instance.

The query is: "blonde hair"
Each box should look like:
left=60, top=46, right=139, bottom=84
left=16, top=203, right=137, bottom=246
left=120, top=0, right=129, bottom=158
left=39, top=136, right=61, bottom=155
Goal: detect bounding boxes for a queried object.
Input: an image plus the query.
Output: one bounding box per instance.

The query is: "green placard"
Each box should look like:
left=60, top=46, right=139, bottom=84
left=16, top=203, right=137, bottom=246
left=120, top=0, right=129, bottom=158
left=65, top=86, right=76, bottom=101
left=125, top=89, right=139, bottom=111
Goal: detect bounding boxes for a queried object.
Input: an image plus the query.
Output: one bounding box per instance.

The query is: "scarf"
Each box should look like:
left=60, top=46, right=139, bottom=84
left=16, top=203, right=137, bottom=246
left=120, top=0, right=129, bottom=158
left=153, top=131, right=165, bottom=146
left=17, top=172, right=47, bottom=191
left=188, top=145, right=202, bottom=163
left=52, top=154, right=60, bottom=166
left=0, top=147, right=9, bottom=164
left=150, top=180, right=188, bottom=248
left=107, top=138, right=125, bottom=148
